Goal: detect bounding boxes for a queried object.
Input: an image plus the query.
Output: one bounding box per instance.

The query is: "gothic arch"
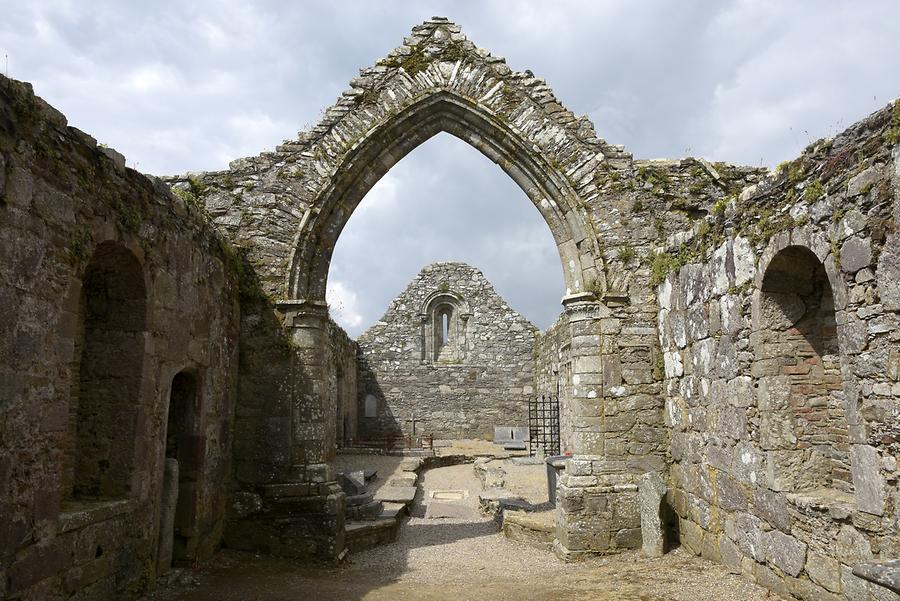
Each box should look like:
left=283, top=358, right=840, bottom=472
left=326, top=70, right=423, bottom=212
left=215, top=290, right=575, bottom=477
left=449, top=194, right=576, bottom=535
left=289, top=92, right=597, bottom=302
left=269, top=18, right=631, bottom=306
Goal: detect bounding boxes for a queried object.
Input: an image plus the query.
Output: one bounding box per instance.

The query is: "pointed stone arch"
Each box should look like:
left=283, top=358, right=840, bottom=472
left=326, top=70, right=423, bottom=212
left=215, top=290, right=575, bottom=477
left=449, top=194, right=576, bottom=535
left=217, top=16, right=634, bottom=305
left=287, top=90, right=601, bottom=302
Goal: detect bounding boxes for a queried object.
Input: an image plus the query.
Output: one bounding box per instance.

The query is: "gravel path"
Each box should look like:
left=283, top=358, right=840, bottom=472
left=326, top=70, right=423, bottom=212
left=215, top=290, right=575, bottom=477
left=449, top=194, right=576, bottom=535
left=146, top=463, right=781, bottom=601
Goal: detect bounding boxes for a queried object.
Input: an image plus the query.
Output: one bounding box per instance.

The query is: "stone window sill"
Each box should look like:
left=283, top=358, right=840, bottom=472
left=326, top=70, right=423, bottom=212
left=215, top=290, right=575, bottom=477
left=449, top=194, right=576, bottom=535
left=58, top=498, right=133, bottom=533
left=786, top=488, right=854, bottom=515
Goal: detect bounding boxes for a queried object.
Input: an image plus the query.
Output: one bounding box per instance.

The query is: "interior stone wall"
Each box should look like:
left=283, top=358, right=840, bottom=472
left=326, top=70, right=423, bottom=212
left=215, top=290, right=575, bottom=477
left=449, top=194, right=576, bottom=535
left=657, top=100, right=900, bottom=601
left=533, top=312, right=573, bottom=452
left=166, top=17, right=764, bottom=564
left=0, top=76, right=240, bottom=600
left=328, top=321, right=360, bottom=448
left=357, top=262, right=536, bottom=440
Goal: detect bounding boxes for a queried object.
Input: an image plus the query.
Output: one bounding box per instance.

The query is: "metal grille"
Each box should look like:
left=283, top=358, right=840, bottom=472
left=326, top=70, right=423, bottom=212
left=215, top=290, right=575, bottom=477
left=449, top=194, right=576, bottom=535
left=528, top=394, right=560, bottom=456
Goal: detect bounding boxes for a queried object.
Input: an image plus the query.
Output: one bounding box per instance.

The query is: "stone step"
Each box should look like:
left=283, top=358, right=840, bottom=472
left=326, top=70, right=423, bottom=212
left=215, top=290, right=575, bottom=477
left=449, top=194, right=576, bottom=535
left=345, top=499, right=383, bottom=521
left=387, top=473, right=417, bottom=487
left=478, top=488, right=530, bottom=519
left=501, top=510, right=556, bottom=550
left=374, top=486, right=417, bottom=505
left=380, top=502, right=408, bottom=520
left=344, top=517, right=402, bottom=553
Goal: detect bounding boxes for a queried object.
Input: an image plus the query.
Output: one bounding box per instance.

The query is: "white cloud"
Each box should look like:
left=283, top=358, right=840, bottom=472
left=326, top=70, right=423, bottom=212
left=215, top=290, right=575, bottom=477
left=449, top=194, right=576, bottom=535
left=327, top=280, right=364, bottom=330
left=124, top=63, right=180, bottom=93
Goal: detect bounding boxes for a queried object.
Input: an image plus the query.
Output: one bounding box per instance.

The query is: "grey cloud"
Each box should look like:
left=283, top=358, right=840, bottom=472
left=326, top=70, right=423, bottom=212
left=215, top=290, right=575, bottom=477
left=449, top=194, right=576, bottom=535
left=2, top=0, right=898, bottom=334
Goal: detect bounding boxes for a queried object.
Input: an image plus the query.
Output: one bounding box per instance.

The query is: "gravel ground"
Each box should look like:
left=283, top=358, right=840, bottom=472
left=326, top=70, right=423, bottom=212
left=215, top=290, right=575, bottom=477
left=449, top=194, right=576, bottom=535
left=145, top=463, right=781, bottom=601
left=497, top=459, right=551, bottom=504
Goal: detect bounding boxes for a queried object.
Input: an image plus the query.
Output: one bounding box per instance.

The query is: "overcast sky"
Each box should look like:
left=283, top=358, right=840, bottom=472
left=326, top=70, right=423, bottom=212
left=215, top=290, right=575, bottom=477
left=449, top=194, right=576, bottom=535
left=3, top=1, right=899, bottom=336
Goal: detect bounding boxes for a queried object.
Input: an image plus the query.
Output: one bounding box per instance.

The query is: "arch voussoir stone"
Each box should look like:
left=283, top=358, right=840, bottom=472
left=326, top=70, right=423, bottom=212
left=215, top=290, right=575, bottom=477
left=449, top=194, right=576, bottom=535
left=185, top=18, right=630, bottom=304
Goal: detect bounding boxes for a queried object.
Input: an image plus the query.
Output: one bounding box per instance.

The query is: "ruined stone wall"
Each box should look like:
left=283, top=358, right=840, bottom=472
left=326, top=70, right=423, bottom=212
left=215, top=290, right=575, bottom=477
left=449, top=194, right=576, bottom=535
left=327, top=320, right=359, bottom=448
left=545, top=157, right=767, bottom=559
left=533, top=312, right=573, bottom=452
left=163, top=17, right=767, bottom=562
left=657, top=100, right=900, bottom=601
left=0, top=76, right=240, bottom=599
left=357, top=262, right=536, bottom=440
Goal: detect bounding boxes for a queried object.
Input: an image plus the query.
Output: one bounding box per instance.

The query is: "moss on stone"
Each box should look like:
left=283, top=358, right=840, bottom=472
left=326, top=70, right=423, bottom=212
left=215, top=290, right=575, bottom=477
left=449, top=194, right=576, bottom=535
left=649, top=251, right=678, bottom=286
left=355, top=88, right=379, bottom=107
left=441, top=39, right=468, bottom=62
left=63, top=231, right=90, bottom=266
left=382, top=45, right=431, bottom=77
left=884, top=100, right=900, bottom=144
left=776, top=159, right=805, bottom=183
left=802, top=179, right=824, bottom=203
left=617, top=245, right=636, bottom=263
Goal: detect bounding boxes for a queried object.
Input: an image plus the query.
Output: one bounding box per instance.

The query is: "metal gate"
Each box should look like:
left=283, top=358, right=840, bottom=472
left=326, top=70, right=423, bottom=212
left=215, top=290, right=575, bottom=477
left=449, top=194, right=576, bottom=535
left=528, top=394, right=560, bottom=456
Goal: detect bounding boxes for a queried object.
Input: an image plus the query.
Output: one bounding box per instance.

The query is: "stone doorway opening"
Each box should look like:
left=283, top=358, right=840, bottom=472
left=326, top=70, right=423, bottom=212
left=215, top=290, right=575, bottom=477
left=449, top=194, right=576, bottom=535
left=159, top=369, right=203, bottom=572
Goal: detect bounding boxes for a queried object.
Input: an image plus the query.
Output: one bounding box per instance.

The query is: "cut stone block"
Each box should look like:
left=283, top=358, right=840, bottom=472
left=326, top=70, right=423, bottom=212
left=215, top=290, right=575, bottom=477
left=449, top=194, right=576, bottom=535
left=638, top=472, right=667, bottom=557
left=852, top=559, right=900, bottom=594
left=494, top=426, right=529, bottom=443
left=374, top=486, right=417, bottom=504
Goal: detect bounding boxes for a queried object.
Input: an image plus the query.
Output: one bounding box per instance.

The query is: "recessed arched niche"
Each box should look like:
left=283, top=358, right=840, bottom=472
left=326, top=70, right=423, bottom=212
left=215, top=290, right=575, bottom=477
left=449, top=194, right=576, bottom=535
left=754, top=244, right=851, bottom=494
left=419, top=289, right=471, bottom=365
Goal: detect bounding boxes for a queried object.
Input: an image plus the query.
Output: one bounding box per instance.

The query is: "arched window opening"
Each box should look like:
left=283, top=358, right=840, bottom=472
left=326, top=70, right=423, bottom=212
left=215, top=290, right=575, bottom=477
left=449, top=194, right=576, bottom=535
left=67, top=242, right=146, bottom=501
left=432, top=302, right=461, bottom=363
left=756, top=246, right=850, bottom=494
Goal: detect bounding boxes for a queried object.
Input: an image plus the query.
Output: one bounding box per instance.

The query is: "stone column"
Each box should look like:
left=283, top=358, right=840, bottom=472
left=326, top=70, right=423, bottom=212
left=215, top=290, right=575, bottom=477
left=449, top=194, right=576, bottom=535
left=554, top=294, right=642, bottom=560
left=281, top=300, right=335, bottom=471
left=228, top=300, right=346, bottom=559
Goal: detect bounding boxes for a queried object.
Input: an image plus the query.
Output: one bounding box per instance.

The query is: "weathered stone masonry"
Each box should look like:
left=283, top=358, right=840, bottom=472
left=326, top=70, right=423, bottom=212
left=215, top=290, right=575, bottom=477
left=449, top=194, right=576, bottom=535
left=656, top=102, right=900, bottom=601
left=357, top=262, right=536, bottom=440
left=2, top=15, right=898, bottom=601
left=171, top=16, right=643, bottom=566
left=166, top=17, right=900, bottom=597
left=0, top=76, right=240, bottom=599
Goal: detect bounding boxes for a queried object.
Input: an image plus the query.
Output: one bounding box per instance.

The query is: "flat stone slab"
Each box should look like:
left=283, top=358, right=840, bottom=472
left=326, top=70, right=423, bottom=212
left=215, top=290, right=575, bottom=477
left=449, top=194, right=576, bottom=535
left=853, top=559, right=900, bottom=594
left=387, top=474, right=417, bottom=487
left=345, top=517, right=397, bottom=534
left=503, top=509, right=555, bottom=532
left=374, top=486, right=417, bottom=504
left=503, top=441, right=527, bottom=451
left=430, top=489, right=468, bottom=500
left=509, top=456, right=544, bottom=465
left=425, top=501, right=475, bottom=519
left=478, top=488, right=531, bottom=518
left=502, top=510, right=556, bottom=550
